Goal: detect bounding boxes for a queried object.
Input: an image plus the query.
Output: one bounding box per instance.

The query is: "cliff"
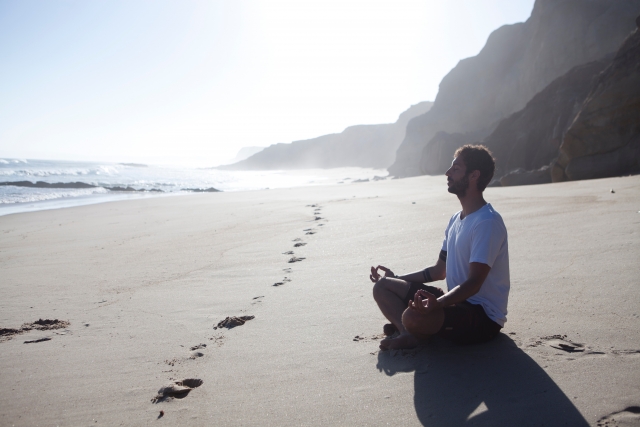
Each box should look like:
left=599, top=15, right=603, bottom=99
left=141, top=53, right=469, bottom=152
left=225, top=147, right=265, bottom=165
left=552, top=25, right=640, bottom=182
left=420, top=130, right=488, bottom=175
left=480, top=57, right=612, bottom=186
left=219, top=102, right=432, bottom=170
left=389, top=0, right=640, bottom=177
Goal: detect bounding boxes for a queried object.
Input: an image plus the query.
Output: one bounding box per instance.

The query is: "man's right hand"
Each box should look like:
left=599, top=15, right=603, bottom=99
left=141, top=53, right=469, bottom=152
left=370, top=265, right=395, bottom=283
left=409, top=289, right=442, bottom=313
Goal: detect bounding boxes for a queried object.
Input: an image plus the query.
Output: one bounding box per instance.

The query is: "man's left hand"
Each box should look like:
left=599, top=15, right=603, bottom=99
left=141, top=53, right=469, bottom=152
left=369, top=265, right=395, bottom=283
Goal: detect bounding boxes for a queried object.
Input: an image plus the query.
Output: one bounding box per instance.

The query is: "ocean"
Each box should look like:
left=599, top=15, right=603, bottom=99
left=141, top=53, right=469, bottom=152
left=0, top=158, right=388, bottom=216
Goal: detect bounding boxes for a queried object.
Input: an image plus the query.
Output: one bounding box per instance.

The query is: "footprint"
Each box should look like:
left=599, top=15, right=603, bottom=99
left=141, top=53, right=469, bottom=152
left=283, top=251, right=294, bottom=255
left=273, top=278, right=291, bottom=287
left=305, top=231, right=316, bottom=235
left=292, top=238, right=302, bottom=242
left=164, top=357, right=180, bottom=367
left=303, top=228, right=312, bottom=231
left=190, top=351, right=205, bottom=359
left=152, top=378, right=203, bottom=403
left=190, top=343, right=207, bottom=351
left=252, top=296, right=264, bottom=300
left=597, top=406, right=640, bottom=427
left=314, top=216, right=323, bottom=221
left=294, top=242, right=306, bottom=247
left=288, top=257, right=306, bottom=263
left=283, top=268, right=292, bottom=273
left=214, top=316, right=255, bottom=329
left=180, top=379, right=203, bottom=388
left=317, top=224, right=325, bottom=226
left=209, top=333, right=226, bottom=346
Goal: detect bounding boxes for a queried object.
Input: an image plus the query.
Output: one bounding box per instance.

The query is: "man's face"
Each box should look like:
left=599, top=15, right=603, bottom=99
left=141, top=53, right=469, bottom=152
left=445, top=156, right=469, bottom=196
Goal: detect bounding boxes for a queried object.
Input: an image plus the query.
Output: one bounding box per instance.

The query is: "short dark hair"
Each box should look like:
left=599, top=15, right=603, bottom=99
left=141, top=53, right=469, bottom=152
left=454, top=145, right=495, bottom=191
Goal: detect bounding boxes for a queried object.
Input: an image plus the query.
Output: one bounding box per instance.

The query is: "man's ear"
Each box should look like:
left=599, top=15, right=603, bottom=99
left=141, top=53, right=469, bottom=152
left=468, top=169, right=481, bottom=183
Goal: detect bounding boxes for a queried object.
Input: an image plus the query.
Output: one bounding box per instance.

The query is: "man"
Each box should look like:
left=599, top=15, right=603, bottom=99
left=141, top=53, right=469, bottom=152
left=370, top=145, right=509, bottom=350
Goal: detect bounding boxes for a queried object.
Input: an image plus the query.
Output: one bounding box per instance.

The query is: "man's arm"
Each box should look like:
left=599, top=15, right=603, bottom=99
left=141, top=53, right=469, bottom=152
left=396, top=257, right=446, bottom=283
left=437, top=262, right=490, bottom=306
left=409, top=262, right=490, bottom=313
left=370, top=250, right=447, bottom=283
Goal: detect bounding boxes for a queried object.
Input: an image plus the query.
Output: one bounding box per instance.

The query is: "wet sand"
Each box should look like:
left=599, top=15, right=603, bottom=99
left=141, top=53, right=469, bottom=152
left=1, top=174, right=639, bottom=426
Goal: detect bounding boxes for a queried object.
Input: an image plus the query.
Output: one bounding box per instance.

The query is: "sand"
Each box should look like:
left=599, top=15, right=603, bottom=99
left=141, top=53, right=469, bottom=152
left=0, top=175, right=639, bottom=426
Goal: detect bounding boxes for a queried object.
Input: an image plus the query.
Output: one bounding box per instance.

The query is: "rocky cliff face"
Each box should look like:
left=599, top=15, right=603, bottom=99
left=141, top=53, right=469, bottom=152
left=219, top=102, right=432, bottom=170
left=553, top=26, right=640, bottom=181
left=481, top=56, right=611, bottom=184
left=389, top=0, right=640, bottom=177
left=420, top=130, right=488, bottom=175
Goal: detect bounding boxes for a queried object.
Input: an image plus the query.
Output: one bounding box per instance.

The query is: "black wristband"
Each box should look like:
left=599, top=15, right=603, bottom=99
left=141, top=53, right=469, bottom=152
left=422, top=267, right=433, bottom=283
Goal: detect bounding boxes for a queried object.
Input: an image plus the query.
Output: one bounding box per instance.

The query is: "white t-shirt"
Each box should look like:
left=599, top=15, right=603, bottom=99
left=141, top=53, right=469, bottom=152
left=441, top=203, right=510, bottom=326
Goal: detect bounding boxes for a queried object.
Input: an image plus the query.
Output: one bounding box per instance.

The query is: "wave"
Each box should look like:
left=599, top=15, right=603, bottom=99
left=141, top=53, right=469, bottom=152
left=0, top=181, right=98, bottom=189
left=180, top=187, right=221, bottom=192
left=0, top=180, right=221, bottom=194
left=0, top=165, right=121, bottom=177
left=0, top=181, right=161, bottom=192
left=119, top=163, right=148, bottom=168
left=0, top=187, right=109, bottom=204
left=0, top=158, right=28, bottom=165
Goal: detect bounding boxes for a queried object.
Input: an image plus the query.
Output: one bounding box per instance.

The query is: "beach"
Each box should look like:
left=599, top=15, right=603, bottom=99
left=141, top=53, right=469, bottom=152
left=1, top=175, right=639, bottom=426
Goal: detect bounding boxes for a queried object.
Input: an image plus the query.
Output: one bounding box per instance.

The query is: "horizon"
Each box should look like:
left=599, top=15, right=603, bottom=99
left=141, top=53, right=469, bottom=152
left=0, top=0, right=535, bottom=167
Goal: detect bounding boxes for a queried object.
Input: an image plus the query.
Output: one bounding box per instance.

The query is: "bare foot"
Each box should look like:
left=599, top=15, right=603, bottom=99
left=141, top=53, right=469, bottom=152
left=379, top=333, right=418, bottom=350
left=383, top=323, right=398, bottom=336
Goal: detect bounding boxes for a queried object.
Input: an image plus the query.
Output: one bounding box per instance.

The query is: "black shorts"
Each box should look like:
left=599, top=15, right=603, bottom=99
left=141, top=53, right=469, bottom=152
left=402, top=282, right=502, bottom=345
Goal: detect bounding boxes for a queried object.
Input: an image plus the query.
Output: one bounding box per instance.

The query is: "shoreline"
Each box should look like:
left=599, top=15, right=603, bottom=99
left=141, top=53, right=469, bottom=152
left=0, top=165, right=390, bottom=216
left=1, top=174, right=639, bottom=426
left=0, top=189, right=192, bottom=217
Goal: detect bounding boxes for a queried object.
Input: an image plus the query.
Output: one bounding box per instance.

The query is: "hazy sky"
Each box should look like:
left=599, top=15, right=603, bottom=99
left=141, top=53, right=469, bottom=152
left=0, top=0, right=535, bottom=166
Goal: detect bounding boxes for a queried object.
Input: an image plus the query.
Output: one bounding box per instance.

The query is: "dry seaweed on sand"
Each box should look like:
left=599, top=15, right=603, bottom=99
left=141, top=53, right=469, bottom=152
left=214, top=316, right=255, bottom=329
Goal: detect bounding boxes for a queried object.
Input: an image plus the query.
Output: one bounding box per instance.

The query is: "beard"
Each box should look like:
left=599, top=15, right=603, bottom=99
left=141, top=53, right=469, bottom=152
left=447, top=174, right=470, bottom=196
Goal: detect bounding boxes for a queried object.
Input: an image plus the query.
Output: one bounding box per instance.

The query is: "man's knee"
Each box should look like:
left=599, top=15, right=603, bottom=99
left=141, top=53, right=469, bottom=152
left=372, top=277, right=389, bottom=301
left=402, top=307, right=444, bottom=337
left=402, top=309, right=423, bottom=335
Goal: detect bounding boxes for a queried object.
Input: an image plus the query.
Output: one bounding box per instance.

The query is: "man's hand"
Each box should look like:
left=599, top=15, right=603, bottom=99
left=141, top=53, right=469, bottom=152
left=369, top=265, right=395, bottom=283
left=409, top=289, right=442, bottom=313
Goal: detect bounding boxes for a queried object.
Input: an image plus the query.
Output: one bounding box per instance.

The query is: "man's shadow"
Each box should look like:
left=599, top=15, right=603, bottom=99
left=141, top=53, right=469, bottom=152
left=376, top=334, right=589, bottom=426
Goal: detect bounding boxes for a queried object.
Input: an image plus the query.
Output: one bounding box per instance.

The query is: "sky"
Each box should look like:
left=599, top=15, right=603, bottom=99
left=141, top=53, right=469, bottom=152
left=0, top=0, right=535, bottom=166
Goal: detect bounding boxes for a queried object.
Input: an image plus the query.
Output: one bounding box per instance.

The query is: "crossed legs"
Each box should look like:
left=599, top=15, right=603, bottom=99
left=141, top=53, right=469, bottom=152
left=372, top=277, right=445, bottom=350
